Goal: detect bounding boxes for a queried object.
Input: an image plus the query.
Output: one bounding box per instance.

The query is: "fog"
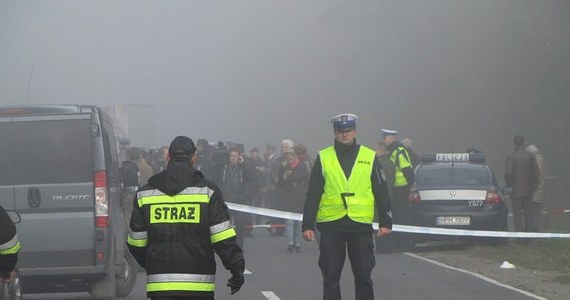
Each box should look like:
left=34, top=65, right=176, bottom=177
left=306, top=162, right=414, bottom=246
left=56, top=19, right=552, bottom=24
left=1, top=0, right=569, bottom=178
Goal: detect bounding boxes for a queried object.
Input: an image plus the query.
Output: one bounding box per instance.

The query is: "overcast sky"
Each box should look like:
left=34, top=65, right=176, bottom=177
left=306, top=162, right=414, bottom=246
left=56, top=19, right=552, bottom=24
left=1, top=0, right=569, bottom=175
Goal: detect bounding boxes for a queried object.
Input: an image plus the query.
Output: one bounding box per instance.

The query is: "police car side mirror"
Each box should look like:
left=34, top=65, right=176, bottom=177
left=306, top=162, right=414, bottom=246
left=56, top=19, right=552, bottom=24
left=6, top=211, right=21, bottom=224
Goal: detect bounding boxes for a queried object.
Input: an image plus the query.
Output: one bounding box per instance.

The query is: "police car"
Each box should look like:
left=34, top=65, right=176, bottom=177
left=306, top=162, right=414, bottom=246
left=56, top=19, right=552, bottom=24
left=408, top=153, right=508, bottom=245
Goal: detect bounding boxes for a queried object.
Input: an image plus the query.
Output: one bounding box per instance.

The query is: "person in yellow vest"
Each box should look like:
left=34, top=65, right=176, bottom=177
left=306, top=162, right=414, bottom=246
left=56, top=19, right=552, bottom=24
left=382, top=129, right=415, bottom=251
left=303, top=113, right=392, bottom=300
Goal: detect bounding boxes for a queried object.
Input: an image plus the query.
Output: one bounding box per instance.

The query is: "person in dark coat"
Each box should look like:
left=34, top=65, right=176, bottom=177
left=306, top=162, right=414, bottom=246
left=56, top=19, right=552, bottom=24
left=505, top=135, right=540, bottom=232
left=278, top=149, right=309, bottom=252
left=127, top=136, right=245, bottom=299
left=221, top=149, right=250, bottom=249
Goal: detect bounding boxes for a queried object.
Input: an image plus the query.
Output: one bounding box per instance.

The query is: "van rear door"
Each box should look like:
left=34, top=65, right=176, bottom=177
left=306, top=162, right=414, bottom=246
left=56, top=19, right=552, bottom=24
left=12, top=114, right=96, bottom=268
left=0, top=119, right=14, bottom=211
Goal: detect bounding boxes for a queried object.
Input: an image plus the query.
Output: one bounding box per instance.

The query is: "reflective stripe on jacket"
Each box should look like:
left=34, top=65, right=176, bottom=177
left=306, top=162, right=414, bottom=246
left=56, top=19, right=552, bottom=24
left=0, top=234, right=20, bottom=255
left=316, top=145, right=375, bottom=224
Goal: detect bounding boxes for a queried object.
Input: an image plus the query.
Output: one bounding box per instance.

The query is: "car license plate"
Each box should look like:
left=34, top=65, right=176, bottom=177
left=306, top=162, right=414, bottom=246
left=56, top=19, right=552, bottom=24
left=436, top=216, right=470, bottom=226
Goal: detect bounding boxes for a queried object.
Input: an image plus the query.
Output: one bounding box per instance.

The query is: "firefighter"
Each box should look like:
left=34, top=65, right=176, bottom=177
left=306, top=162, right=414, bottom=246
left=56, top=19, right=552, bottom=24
left=127, top=136, right=245, bottom=300
left=0, top=205, right=19, bottom=283
left=303, top=114, right=392, bottom=300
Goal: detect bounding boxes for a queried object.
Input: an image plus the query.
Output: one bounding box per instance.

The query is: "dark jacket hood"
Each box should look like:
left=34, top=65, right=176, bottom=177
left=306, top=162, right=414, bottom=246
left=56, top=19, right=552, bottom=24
left=148, top=160, right=204, bottom=196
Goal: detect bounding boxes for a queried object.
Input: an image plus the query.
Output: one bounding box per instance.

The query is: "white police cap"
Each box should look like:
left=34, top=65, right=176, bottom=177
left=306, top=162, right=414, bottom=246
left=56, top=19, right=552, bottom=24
left=330, top=113, right=358, bottom=131
left=380, top=128, right=398, bottom=137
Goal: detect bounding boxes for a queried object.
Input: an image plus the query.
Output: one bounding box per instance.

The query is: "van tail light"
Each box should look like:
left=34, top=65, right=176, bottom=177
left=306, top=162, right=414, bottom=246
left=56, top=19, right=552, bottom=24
left=94, top=171, right=109, bottom=227
left=408, top=190, right=421, bottom=204
left=485, top=190, right=502, bottom=205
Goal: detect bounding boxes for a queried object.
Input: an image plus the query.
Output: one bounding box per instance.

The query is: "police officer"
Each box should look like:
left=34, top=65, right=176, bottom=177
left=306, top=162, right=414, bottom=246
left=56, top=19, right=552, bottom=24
left=0, top=205, right=20, bottom=283
left=127, top=136, right=245, bottom=300
left=382, top=129, right=415, bottom=251
left=303, top=114, right=392, bottom=300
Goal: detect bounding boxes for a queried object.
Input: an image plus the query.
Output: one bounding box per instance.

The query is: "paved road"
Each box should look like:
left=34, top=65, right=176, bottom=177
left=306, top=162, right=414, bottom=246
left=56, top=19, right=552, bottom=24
left=23, top=229, right=543, bottom=299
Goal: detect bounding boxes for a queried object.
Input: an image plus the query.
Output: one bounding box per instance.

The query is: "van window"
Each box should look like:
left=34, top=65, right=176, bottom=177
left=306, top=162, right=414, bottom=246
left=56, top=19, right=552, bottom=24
left=12, top=119, right=93, bottom=184
left=0, top=122, right=13, bottom=185
left=102, top=128, right=112, bottom=166
left=102, top=120, right=118, bottom=163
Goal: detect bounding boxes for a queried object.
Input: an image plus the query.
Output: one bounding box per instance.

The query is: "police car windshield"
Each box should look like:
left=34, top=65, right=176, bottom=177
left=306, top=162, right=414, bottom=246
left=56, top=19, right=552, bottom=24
left=415, top=165, right=491, bottom=186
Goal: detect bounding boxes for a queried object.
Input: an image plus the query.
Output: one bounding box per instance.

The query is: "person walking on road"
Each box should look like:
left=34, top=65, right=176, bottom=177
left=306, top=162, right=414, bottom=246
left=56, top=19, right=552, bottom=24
left=127, top=136, right=245, bottom=300
left=303, top=113, right=392, bottom=300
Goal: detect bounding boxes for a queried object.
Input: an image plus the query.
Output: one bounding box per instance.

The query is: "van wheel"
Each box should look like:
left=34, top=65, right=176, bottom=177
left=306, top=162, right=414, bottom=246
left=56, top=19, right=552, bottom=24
left=90, top=270, right=116, bottom=300
left=115, top=252, right=138, bottom=297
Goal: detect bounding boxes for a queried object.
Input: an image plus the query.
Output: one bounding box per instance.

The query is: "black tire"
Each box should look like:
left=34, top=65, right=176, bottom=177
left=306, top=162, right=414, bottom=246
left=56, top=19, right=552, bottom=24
left=90, top=269, right=116, bottom=300
left=115, top=252, right=138, bottom=298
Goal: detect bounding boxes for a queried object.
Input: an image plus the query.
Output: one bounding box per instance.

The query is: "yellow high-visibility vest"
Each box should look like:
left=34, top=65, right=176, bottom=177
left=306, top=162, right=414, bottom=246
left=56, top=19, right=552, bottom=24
left=316, top=145, right=375, bottom=224
left=390, top=146, right=412, bottom=187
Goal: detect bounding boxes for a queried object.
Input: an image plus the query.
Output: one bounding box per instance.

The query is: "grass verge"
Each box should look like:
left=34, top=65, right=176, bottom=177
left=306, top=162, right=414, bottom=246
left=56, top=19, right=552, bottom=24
left=466, top=239, right=570, bottom=283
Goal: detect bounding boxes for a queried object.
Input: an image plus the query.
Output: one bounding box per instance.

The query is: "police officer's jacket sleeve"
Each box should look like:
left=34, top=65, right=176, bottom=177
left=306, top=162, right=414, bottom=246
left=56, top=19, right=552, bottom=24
left=302, top=155, right=324, bottom=232
left=373, top=158, right=393, bottom=229
left=127, top=191, right=148, bottom=268
left=209, top=185, right=245, bottom=277
left=0, top=205, right=19, bottom=273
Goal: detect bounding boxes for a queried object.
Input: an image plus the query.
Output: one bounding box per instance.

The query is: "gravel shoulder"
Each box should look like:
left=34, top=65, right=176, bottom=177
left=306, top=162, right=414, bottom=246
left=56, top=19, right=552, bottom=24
left=415, top=247, right=570, bottom=300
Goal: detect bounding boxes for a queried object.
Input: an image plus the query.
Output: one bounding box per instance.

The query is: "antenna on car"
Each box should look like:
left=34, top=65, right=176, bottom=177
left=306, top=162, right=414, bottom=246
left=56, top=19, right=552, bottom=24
left=27, top=64, right=35, bottom=104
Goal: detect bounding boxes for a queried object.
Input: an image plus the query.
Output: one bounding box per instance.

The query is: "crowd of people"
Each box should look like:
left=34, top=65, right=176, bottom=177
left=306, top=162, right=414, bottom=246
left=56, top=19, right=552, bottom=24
left=121, top=138, right=315, bottom=252
left=120, top=132, right=547, bottom=251
left=119, top=117, right=546, bottom=300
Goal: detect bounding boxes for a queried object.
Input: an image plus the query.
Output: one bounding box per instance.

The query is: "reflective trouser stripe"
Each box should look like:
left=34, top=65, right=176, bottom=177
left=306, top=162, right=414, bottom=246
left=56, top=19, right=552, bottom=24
left=0, top=235, right=20, bottom=255
left=210, top=227, right=236, bottom=243
left=147, top=282, right=215, bottom=292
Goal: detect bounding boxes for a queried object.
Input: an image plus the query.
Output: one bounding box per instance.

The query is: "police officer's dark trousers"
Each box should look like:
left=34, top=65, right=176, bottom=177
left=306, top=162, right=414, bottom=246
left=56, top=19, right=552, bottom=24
left=319, top=229, right=375, bottom=300
left=392, top=186, right=412, bottom=250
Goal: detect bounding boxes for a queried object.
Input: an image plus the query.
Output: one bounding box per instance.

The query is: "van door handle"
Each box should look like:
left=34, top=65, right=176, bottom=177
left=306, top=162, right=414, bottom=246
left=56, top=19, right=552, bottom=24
left=28, top=188, right=41, bottom=208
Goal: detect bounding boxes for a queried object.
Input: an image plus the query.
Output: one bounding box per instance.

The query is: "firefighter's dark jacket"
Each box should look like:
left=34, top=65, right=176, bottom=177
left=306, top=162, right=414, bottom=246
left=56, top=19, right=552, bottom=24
left=0, top=205, right=19, bottom=274
left=302, top=140, right=393, bottom=233
left=127, top=159, right=245, bottom=298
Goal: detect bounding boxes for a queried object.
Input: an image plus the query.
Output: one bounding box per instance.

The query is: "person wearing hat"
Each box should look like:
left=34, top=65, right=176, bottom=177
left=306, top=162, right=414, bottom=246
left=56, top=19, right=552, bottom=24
left=127, top=136, right=245, bottom=299
left=303, top=114, right=392, bottom=300
left=381, top=128, right=415, bottom=251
